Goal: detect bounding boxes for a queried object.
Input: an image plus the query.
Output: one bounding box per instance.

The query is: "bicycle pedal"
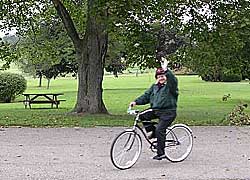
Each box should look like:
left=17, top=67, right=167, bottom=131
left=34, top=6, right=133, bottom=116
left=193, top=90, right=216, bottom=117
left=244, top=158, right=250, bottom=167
left=150, top=141, right=157, bottom=152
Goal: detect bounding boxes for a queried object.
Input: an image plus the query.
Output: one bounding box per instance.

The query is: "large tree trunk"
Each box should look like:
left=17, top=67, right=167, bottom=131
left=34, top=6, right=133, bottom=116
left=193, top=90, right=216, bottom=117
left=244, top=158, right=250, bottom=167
left=73, top=0, right=108, bottom=114
left=52, top=0, right=108, bottom=114
left=74, top=4, right=108, bottom=113
left=74, top=48, right=107, bottom=113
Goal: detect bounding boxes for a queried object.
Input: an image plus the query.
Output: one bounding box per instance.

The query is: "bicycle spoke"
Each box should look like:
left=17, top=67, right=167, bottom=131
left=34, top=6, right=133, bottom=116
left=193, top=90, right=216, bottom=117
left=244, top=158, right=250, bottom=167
left=165, top=126, right=193, bottom=162
left=116, top=149, right=126, bottom=160
left=110, top=131, right=142, bottom=170
left=177, top=135, right=189, bottom=143
left=117, top=152, right=127, bottom=165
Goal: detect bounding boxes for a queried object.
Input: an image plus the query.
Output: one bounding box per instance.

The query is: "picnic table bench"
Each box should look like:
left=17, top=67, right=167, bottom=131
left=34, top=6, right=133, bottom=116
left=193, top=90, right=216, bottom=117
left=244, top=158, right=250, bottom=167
left=22, top=93, right=66, bottom=109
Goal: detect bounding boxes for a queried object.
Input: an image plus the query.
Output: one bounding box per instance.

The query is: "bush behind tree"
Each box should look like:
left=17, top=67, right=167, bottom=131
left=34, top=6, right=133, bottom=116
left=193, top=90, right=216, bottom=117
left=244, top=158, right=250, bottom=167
left=221, top=73, right=242, bottom=82
left=0, top=73, right=27, bottom=103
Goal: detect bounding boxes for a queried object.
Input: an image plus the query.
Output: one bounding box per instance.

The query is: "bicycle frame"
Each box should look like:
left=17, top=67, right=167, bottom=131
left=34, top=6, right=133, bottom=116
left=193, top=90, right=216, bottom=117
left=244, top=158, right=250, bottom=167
left=130, top=112, right=153, bottom=144
left=128, top=110, right=181, bottom=151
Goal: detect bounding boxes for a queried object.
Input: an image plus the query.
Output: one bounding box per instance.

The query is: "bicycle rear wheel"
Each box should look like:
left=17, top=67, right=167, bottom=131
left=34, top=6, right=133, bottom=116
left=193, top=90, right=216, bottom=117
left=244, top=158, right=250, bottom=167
left=110, top=130, right=142, bottom=170
left=165, top=125, right=193, bottom=162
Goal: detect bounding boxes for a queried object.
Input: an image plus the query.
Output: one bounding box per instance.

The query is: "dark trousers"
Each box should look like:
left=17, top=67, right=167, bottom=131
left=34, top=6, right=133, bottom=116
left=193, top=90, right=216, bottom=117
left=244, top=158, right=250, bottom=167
left=139, top=109, right=176, bottom=156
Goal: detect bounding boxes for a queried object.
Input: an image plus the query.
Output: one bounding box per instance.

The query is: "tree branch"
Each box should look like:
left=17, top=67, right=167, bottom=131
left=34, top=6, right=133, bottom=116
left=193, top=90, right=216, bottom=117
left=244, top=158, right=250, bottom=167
left=51, top=0, right=81, bottom=47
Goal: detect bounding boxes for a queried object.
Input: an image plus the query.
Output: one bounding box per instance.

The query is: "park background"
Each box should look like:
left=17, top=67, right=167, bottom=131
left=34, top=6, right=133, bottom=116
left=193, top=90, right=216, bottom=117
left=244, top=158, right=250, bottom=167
left=1, top=1, right=250, bottom=128
left=1, top=65, right=250, bottom=127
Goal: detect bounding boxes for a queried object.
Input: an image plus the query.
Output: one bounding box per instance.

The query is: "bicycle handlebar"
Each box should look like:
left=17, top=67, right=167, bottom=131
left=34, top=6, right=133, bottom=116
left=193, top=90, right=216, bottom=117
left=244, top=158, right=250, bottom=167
left=127, top=106, right=139, bottom=115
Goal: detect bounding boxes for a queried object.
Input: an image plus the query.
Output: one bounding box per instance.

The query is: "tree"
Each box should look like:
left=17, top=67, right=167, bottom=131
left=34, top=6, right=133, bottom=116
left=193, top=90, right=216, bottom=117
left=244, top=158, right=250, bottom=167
left=2, top=0, right=248, bottom=113
left=0, top=0, right=173, bottom=114
left=104, top=33, right=126, bottom=77
left=16, top=17, right=77, bottom=87
left=1, top=0, right=109, bottom=113
left=41, top=58, right=78, bottom=89
left=0, top=35, right=19, bottom=70
left=170, top=0, right=250, bottom=81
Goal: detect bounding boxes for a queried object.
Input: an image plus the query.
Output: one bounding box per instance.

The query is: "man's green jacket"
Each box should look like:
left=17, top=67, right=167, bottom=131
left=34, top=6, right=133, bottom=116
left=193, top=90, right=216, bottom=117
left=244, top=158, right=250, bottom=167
left=135, top=69, right=178, bottom=111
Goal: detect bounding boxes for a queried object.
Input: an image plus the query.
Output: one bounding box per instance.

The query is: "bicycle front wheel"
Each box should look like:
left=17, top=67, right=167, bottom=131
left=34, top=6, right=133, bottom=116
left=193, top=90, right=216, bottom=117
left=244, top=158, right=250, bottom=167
left=165, top=125, right=193, bottom=162
left=110, top=130, right=142, bottom=170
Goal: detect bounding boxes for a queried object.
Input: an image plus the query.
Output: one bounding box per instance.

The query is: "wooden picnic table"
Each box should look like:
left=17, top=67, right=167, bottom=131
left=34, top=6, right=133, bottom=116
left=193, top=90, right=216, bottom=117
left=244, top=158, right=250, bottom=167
left=22, top=93, right=65, bottom=109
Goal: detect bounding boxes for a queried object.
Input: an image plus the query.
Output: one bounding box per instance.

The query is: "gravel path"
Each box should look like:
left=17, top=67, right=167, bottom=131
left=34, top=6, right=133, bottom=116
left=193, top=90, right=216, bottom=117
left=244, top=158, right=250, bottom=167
left=0, top=126, right=249, bottom=180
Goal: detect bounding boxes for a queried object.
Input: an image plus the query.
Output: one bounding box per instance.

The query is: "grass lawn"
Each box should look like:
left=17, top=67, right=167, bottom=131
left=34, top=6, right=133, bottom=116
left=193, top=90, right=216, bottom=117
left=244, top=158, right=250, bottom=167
left=0, top=73, right=250, bottom=127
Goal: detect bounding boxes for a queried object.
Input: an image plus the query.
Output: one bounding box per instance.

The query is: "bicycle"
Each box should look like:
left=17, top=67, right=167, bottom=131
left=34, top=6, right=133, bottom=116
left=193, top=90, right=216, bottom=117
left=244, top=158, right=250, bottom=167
left=110, top=107, right=193, bottom=170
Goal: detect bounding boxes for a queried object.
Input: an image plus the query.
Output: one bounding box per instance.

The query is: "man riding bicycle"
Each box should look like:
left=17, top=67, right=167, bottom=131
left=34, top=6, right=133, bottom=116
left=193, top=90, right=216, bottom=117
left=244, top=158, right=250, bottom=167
left=130, top=67, right=178, bottom=160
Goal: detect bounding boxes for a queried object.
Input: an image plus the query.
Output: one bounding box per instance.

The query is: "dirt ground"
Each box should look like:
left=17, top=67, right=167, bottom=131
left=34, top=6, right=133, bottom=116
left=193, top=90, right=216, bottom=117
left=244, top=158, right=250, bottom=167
left=0, top=126, right=249, bottom=180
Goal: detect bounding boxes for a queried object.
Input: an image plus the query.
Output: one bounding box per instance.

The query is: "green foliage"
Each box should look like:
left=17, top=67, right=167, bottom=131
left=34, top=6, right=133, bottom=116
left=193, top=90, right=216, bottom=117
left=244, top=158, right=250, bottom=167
left=1, top=0, right=250, bottom=72
left=104, top=33, right=126, bottom=77
left=17, top=18, right=77, bottom=80
left=227, top=104, right=250, bottom=126
left=0, top=37, right=18, bottom=70
left=221, top=74, right=242, bottom=82
left=0, top=73, right=27, bottom=103
left=106, top=1, right=190, bottom=69
left=173, top=0, right=250, bottom=82
left=105, top=58, right=126, bottom=77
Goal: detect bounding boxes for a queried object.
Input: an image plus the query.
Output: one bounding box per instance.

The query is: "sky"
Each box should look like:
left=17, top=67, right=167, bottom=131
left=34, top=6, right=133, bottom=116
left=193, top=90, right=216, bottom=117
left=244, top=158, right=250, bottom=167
left=0, top=31, right=5, bottom=37
left=0, top=30, right=16, bottom=38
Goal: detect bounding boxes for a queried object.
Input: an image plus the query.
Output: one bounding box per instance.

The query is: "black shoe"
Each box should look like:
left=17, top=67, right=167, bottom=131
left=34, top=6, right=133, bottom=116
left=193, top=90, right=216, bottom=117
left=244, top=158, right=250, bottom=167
left=153, top=154, right=166, bottom=160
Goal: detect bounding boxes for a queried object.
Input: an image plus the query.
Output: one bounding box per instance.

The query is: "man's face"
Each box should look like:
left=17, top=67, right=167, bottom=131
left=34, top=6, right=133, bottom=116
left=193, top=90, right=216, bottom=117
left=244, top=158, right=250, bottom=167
left=156, top=74, right=167, bottom=84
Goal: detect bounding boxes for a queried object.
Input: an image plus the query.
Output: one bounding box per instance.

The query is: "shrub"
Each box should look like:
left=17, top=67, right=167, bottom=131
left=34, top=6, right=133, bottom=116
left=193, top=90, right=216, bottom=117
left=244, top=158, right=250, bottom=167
left=227, top=104, right=250, bottom=126
left=221, top=74, right=242, bottom=82
left=0, top=73, right=27, bottom=103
